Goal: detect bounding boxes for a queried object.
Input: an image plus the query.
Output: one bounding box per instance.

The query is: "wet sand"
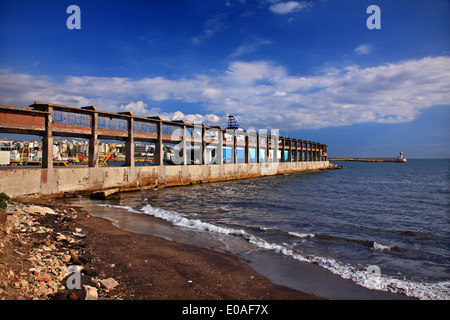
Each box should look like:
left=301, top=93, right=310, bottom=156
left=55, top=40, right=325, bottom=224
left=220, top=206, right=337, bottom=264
left=4, top=195, right=415, bottom=304
left=70, top=203, right=322, bottom=300
left=72, top=200, right=414, bottom=300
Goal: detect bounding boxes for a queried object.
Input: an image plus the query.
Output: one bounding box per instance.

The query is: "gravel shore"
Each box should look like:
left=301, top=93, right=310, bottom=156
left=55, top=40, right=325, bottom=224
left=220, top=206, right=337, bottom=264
left=0, top=200, right=322, bottom=300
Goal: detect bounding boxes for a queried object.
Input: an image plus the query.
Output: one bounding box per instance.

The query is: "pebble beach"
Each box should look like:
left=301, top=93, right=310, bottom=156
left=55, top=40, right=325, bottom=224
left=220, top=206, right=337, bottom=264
left=0, top=200, right=322, bottom=301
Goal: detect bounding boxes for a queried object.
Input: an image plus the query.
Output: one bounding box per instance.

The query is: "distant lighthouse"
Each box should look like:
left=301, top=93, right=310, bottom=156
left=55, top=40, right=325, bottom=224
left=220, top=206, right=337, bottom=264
left=397, top=152, right=407, bottom=162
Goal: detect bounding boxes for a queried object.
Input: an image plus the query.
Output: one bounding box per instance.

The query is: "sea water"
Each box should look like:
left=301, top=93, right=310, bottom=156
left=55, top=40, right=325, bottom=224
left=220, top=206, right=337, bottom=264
left=70, top=159, right=449, bottom=300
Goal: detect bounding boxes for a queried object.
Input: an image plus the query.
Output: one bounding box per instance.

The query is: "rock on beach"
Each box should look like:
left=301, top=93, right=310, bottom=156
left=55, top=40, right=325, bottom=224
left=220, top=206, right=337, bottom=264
left=0, top=202, right=121, bottom=300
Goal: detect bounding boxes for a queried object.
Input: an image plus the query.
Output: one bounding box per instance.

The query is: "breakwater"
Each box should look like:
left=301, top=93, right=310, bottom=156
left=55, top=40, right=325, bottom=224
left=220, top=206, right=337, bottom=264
left=0, top=161, right=330, bottom=198
left=0, top=102, right=331, bottom=198
left=329, top=157, right=407, bottom=163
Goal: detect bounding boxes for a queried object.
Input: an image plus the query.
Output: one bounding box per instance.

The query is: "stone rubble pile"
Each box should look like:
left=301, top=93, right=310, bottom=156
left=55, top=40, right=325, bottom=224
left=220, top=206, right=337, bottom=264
left=0, top=202, right=120, bottom=300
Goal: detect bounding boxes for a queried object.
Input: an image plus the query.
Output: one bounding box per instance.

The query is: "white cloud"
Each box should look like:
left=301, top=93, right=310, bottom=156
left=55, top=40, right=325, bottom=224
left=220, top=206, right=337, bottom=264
left=1, top=56, right=449, bottom=131
left=153, top=109, right=222, bottom=126
left=354, top=43, right=374, bottom=55
left=225, top=60, right=286, bottom=85
left=230, top=37, right=272, bottom=57
left=269, top=1, right=310, bottom=14
left=101, top=100, right=223, bottom=126
left=119, top=100, right=149, bottom=115
left=191, top=13, right=229, bottom=44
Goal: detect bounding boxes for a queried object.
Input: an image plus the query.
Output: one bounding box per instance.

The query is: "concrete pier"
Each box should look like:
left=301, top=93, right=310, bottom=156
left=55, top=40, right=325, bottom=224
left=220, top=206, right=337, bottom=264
left=328, top=157, right=407, bottom=163
left=0, top=161, right=330, bottom=198
left=1, top=102, right=330, bottom=198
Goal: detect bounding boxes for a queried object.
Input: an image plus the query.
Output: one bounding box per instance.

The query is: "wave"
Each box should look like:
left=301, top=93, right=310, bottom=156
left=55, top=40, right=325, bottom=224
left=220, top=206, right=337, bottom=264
left=373, top=242, right=394, bottom=251
left=288, top=231, right=315, bottom=238
left=258, top=228, right=396, bottom=253
left=288, top=231, right=394, bottom=251
left=245, top=235, right=450, bottom=300
left=95, top=203, right=136, bottom=212
left=140, top=204, right=247, bottom=237
left=311, top=233, right=405, bottom=252
left=95, top=202, right=450, bottom=300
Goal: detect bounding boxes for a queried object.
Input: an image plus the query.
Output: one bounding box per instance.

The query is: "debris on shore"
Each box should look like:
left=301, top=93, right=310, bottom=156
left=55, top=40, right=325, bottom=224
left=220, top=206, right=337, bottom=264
left=0, top=201, right=120, bottom=300
left=1, top=195, right=323, bottom=301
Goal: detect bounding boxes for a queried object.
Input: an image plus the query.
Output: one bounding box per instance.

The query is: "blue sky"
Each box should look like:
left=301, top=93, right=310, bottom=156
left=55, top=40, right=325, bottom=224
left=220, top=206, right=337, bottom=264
left=1, top=0, right=449, bottom=158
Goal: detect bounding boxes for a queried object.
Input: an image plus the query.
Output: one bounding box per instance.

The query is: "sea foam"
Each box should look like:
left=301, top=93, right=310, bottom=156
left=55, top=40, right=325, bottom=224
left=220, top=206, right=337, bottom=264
left=97, top=202, right=450, bottom=300
left=288, top=231, right=315, bottom=238
left=140, top=204, right=247, bottom=237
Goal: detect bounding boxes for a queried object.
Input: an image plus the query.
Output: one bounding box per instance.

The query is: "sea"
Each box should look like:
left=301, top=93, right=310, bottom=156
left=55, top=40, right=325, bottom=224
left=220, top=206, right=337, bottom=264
left=63, top=159, right=449, bottom=300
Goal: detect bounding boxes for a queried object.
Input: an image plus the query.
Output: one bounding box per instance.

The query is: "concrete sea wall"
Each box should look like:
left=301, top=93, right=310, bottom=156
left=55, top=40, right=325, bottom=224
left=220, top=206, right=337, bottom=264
left=0, top=161, right=330, bottom=198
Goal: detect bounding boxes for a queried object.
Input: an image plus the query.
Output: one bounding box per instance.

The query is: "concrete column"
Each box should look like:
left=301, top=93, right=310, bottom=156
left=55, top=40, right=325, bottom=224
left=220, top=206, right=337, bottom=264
left=155, top=121, right=163, bottom=166
left=293, top=139, right=298, bottom=162
left=306, top=141, right=310, bottom=161
left=270, top=130, right=279, bottom=163
left=303, top=141, right=306, bottom=161
left=224, top=129, right=233, bottom=164
left=308, top=143, right=311, bottom=161
left=192, top=122, right=203, bottom=165
left=125, top=116, right=134, bottom=167
left=314, top=143, right=318, bottom=161
left=217, top=129, right=223, bottom=165
left=82, top=107, right=98, bottom=167
left=302, top=140, right=308, bottom=161
left=298, top=141, right=302, bottom=161
left=245, top=133, right=249, bottom=164
left=288, top=138, right=292, bottom=162
left=280, top=137, right=285, bottom=163
left=256, top=132, right=260, bottom=164
left=233, top=130, right=237, bottom=164
left=89, top=113, right=98, bottom=167
left=31, top=103, right=54, bottom=195
left=182, top=125, right=187, bottom=165
left=41, top=105, right=53, bottom=169
left=305, top=141, right=309, bottom=161
left=202, top=124, right=206, bottom=165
